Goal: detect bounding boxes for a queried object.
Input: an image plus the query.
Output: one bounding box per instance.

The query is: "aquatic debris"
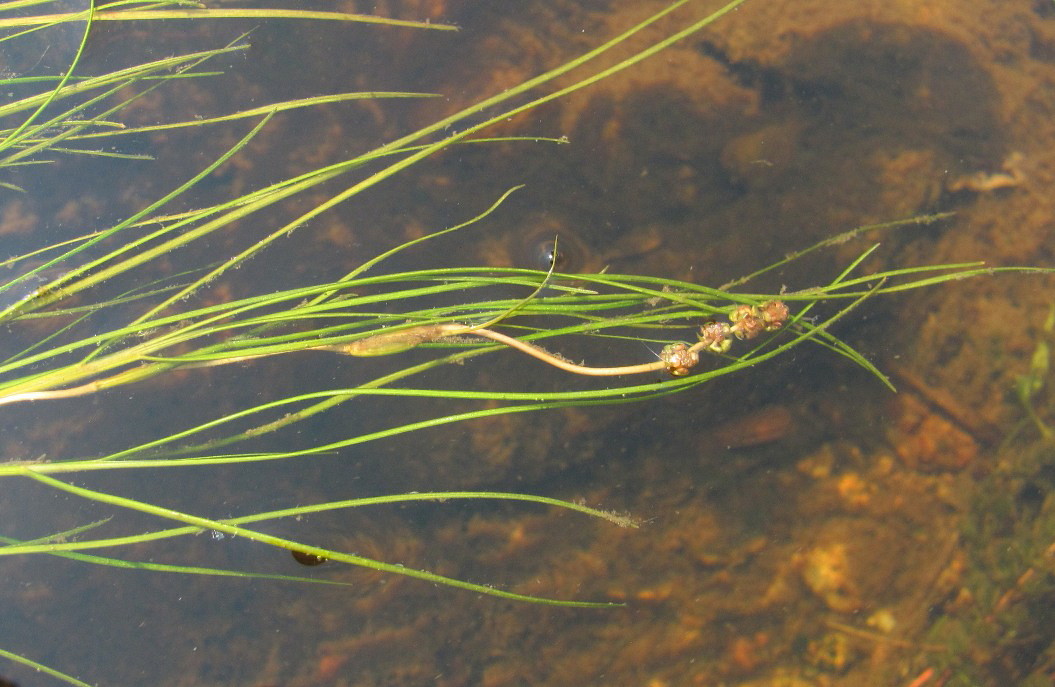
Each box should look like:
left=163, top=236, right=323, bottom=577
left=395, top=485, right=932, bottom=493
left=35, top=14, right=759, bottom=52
left=0, top=270, right=56, bottom=316
left=795, top=542, right=862, bottom=613
left=708, top=405, right=794, bottom=449
left=946, top=152, right=1026, bottom=193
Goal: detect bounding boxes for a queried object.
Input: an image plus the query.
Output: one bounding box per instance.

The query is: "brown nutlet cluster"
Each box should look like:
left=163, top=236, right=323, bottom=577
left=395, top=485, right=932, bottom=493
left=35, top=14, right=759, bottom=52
left=697, top=300, right=790, bottom=356
left=659, top=342, right=700, bottom=376
left=729, top=300, right=789, bottom=339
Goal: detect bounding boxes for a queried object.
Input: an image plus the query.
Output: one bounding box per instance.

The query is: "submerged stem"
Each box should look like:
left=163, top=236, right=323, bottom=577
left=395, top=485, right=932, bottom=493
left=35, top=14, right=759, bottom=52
left=325, top=299, right=790, bottom=378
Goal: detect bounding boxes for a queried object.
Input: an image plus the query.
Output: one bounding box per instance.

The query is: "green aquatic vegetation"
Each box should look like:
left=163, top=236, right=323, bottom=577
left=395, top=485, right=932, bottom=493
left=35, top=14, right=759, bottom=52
left=928, top=440, right=1055, bottom=684
left=1015, top=304, right=1055, bottom=441
left=1, top=0, right=1053, bottom=684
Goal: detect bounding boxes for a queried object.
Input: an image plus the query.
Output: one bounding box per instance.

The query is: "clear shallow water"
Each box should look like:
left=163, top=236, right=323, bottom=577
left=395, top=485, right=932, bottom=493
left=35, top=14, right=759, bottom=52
left=0, top=0, right=87, bottom=80
left=2, top=1, right=1054, bottom=686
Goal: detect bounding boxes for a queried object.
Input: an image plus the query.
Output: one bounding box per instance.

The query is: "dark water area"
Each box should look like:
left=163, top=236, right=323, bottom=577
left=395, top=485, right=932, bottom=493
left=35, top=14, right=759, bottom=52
left=3, top=1, right=1055, bottom=686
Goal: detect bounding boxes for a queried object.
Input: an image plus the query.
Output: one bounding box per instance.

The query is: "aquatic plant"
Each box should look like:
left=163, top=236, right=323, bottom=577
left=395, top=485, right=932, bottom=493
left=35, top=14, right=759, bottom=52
left=0, top=0, right=1050, bottom=684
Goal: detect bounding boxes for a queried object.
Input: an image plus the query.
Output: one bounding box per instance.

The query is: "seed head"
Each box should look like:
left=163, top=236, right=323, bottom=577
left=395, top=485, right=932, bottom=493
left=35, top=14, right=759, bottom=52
left=660, top=342, right=699, bottom=376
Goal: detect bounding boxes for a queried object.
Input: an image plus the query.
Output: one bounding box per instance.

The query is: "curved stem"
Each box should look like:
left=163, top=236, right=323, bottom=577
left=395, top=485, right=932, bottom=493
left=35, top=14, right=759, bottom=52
left=465, top=326, right=669, bottom=376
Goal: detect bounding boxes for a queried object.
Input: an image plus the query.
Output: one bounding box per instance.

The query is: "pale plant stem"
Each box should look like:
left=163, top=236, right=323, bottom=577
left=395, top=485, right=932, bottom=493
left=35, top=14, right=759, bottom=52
left=0, top=298, right=788, bottom=405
